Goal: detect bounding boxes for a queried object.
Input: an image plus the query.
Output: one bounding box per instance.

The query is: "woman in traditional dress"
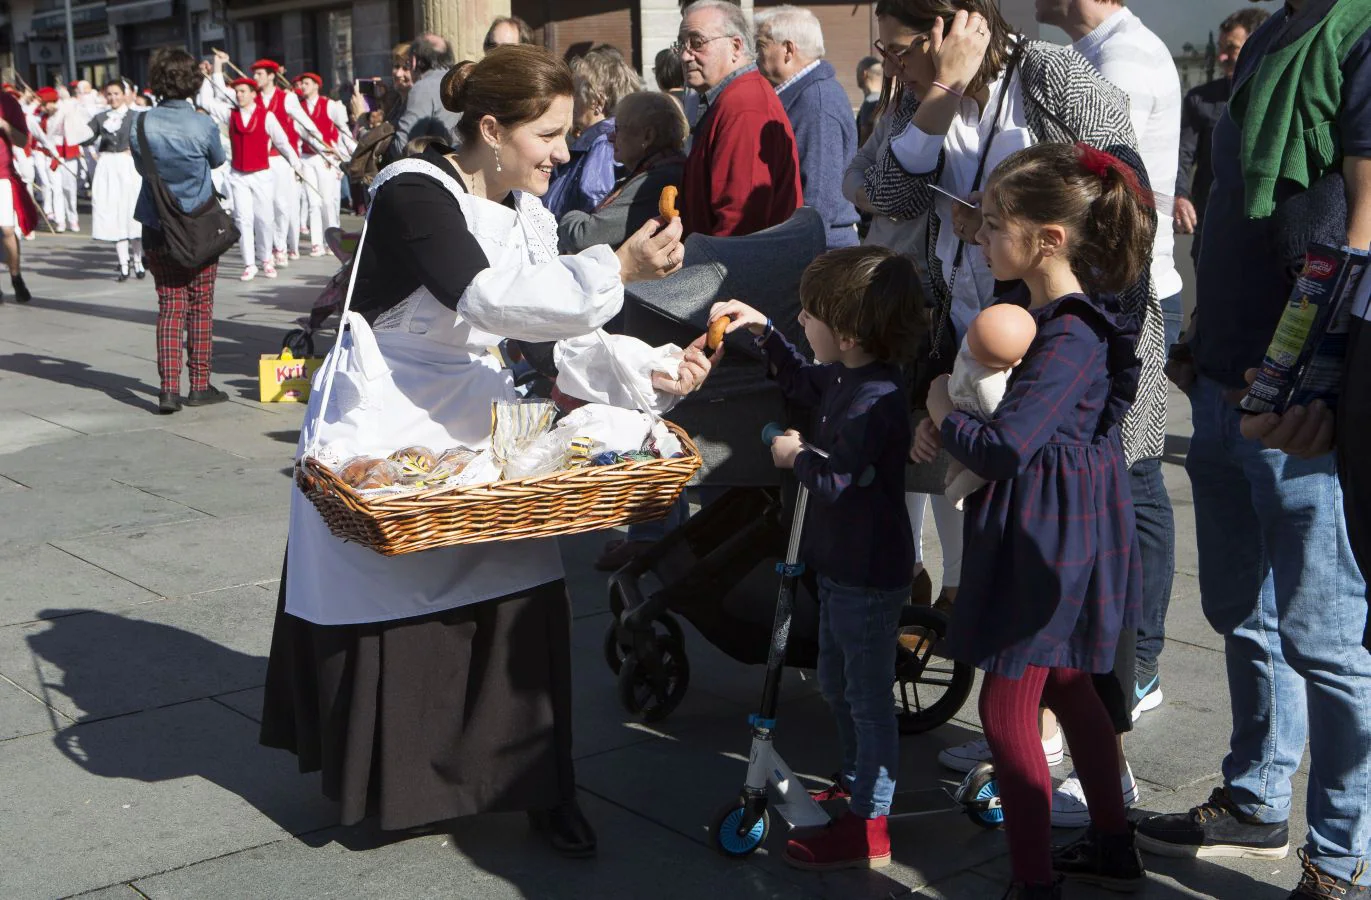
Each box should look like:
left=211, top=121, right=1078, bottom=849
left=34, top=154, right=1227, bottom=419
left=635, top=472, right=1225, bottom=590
left=260, top=44, right=711, bottom=857
left=85, top=79, right=146, bottom=281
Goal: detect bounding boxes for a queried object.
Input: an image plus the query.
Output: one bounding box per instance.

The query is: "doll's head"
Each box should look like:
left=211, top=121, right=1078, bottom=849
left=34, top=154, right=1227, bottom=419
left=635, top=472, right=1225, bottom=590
left=965, top=304, right=1036, bottom=370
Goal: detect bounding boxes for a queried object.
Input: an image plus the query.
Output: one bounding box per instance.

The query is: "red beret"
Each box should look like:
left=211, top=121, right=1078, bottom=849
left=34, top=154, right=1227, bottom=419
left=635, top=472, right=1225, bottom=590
left=37, top=87, right=59, bottom=103
left=250, top=59, right=281, bottom=73
left=298, top=72, right=323, bottom=86
left=230, top=77, right=258, bottom=90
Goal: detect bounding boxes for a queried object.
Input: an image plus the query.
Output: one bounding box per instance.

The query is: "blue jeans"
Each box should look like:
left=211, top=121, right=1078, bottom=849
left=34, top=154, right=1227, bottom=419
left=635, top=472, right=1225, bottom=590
left=816, top=574, right=909, bottom=818
left=1186, top=375, right=1371, bottom=882
left=1131, top=457, right=1176, bottom=682
left=1161, top=291, right=1183, bottom=351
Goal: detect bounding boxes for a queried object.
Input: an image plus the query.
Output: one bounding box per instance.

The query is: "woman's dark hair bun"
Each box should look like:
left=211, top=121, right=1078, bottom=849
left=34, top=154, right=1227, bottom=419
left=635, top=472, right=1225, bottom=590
left=440, top=60, right=477, bottom=114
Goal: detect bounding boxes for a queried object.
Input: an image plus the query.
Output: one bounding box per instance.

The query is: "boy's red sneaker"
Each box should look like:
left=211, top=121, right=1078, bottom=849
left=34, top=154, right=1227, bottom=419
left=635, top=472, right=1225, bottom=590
left=784, top=811, right=891, bottom=871
left=809, top=774, right=852, bottom=802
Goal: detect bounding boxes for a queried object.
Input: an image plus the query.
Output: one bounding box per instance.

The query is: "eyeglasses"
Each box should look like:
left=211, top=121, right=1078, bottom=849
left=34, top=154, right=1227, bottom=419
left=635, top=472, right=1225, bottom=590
left=672, top=34, right=731, bottom=55
left=872, top=37, right=927, bottom=65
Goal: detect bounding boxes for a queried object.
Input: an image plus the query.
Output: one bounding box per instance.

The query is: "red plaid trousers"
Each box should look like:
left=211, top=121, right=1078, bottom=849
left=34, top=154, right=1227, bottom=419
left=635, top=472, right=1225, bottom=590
left=146, top=248, right=218, bottom=394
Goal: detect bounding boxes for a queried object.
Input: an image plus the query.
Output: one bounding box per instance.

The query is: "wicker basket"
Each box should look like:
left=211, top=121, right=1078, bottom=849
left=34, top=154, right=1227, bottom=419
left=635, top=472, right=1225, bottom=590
left=295, top=422, right=702, bottom=556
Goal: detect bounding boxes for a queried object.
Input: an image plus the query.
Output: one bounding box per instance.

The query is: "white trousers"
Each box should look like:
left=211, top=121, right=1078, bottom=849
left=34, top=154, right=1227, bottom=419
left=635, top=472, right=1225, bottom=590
left=54, top=162, right=79, bottom=229
left=303, top=154, right=341, bottom=249
left=229, top=168, right=274, bottom=269
left=905, top=492, right=965, bottom=588
left=268, top=155, right=300, bottom=254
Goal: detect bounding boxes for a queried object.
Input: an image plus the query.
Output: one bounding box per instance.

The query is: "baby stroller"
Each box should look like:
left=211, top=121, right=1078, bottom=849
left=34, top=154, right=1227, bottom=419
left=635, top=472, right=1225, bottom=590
left=280, top=227, right=359, bottom=357
left=598, top=209, right=975, bottom=729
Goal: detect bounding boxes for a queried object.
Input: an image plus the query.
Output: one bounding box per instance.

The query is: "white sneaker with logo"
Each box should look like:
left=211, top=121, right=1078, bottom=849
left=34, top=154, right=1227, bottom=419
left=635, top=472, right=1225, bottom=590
left=1132, top=675, right=1164, bottom=722
left=1051, top=764, right=1140, bottom=828
left=937, top=729, right=1066, bottom=774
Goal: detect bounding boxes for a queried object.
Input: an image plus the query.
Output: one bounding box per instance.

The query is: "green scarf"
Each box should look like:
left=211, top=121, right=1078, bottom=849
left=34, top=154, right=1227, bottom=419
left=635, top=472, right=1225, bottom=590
left=1228, top=0, right=1371, bottom=218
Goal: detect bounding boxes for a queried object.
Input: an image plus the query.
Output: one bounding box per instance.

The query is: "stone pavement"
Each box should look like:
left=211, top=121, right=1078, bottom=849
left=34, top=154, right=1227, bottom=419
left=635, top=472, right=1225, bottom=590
left=0, top=232, right=1308, bottom=899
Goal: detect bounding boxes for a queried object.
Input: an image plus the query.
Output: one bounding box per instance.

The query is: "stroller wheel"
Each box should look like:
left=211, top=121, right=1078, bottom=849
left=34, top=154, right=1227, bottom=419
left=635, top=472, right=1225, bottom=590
left=893, top=605, right=975, bottom=734
left=603, top=612, right=685, bottom=676
left=281, top=328, right=315, bottom=358
left=710, top=803, right=770, bottom=857
left=617, top=635, right=690, bottom=722
left=955, top=763, right=1004, bottom=830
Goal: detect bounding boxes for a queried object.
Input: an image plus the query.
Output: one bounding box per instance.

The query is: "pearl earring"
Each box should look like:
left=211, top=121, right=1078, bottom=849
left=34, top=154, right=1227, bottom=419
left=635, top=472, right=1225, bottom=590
left=492, top=145, right=502, bottom=173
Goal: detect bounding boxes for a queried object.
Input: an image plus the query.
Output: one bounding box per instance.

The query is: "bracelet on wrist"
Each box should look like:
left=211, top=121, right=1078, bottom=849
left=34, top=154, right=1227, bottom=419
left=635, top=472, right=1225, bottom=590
left=931, top=80, right=966, bottom=99
left=757, top=318, right=774, bottom=342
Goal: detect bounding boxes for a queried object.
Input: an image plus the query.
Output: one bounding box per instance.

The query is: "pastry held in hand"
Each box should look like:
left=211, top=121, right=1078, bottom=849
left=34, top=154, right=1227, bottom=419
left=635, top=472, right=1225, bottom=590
left=945, top=304, right=1038, bottom=509
left=658, top=185, right=679, bottom=219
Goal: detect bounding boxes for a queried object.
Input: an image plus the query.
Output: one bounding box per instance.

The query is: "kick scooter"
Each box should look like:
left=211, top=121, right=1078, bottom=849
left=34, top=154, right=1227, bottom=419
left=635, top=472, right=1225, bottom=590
left=708, top=425, right=1003, bottom=857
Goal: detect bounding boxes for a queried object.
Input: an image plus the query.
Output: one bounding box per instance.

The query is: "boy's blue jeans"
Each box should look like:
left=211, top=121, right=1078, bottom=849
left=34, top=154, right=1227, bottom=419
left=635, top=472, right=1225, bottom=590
left=816, top=574, right=910, bottom=818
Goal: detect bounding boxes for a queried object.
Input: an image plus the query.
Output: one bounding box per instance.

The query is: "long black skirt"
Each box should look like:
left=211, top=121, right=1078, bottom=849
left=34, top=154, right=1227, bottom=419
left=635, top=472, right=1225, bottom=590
left=259, top=561, right=576, bottom=830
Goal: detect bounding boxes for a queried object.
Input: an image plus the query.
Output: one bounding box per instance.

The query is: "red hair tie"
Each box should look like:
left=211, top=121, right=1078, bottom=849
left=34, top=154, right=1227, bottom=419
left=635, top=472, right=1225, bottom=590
left=1074, top=142, right=1155, bottom=210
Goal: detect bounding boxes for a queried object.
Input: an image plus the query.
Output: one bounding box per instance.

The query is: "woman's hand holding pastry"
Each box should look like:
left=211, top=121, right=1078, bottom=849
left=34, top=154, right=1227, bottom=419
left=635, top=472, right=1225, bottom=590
left=616, top=215, right=685, bottom=284
left=651, top=333, right=720, bottom=396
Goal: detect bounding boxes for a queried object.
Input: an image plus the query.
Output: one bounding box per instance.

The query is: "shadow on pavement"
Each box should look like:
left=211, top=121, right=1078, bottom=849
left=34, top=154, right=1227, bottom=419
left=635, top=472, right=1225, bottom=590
left=0, top=351, right=159, bottom=412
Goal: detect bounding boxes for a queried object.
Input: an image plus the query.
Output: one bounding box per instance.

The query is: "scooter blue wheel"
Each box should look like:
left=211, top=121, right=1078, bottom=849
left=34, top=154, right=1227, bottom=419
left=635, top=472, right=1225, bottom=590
left=710, top=804, right=770, bottom=857
left=967, top=775, right=1004, bottom=830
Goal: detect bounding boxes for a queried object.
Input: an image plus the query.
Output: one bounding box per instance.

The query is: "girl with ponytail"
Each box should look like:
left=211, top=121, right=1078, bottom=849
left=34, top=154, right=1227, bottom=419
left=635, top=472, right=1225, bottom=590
left=912, top=141, right=1154, bottom=900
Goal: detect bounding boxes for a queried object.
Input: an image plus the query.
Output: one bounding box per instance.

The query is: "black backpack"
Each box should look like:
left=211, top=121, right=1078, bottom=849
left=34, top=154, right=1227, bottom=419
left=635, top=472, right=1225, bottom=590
left=135, top=114, right=240, bottom=269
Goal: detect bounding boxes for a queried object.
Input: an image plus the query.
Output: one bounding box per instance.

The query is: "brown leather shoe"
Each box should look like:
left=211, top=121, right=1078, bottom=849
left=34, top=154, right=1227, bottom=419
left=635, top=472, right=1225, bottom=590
left=911, top=568, right=934, bottom=606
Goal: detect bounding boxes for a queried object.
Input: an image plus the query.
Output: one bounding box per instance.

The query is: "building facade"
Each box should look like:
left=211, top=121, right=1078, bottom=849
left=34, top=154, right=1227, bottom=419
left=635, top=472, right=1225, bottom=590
left=4, top=0, right=1041, bottom=104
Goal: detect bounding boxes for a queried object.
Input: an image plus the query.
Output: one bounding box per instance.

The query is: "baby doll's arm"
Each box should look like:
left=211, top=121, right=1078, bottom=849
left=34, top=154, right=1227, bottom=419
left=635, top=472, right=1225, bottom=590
left=794, top=383, right=903, bottom=504
left=940, top=313, right=1107, bottom=481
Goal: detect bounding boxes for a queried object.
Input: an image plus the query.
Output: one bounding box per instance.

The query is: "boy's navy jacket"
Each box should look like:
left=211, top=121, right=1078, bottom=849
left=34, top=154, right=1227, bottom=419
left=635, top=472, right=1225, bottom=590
left=760, top=331, right=915, bottom=590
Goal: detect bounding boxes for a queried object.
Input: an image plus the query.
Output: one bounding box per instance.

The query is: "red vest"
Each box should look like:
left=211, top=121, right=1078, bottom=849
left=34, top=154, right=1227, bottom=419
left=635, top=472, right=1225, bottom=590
left=302, top=96, right=338, bottom=154
left=259, top=89, right=299, bottom=156
left=229, top=105, right=271, bottom=173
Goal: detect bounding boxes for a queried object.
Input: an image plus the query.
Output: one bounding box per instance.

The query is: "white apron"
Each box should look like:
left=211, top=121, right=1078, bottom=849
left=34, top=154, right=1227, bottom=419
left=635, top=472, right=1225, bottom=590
left=91, top=151, right=142, bottom=242
left=285, top=158, right=624, bottom=626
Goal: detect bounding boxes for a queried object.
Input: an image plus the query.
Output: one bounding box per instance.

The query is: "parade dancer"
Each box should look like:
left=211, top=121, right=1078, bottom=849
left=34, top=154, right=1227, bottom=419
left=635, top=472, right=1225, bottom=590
left=296, top=72, right=355, bottom=256
left=200, top=65, right=304, bottom=281
left=85, top=80, right=145, bottom=281
left=0, top=82, right=35, bottom=302
left=39, top=87, right=86, bottom=232
left=250, top=58, right=328, bottom=267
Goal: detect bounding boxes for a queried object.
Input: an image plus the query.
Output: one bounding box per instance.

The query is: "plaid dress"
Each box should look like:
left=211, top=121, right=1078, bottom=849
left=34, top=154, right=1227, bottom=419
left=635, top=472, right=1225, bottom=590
left=941, top=291, right=1143, bottom=678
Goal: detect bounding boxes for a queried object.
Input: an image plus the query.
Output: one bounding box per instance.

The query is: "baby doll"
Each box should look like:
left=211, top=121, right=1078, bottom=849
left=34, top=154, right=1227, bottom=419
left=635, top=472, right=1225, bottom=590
left=944, top=304, right=1038, bottom=509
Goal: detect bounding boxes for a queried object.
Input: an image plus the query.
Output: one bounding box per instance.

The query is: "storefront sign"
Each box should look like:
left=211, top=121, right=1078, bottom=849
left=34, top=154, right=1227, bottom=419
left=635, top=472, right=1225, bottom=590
left=31, top=2, right=107, bottom=33
left=76, top=35, right=117, bottom=62
left=106, top=0, right=175, bottom=27
left=27, top=40, right=63, bottom=66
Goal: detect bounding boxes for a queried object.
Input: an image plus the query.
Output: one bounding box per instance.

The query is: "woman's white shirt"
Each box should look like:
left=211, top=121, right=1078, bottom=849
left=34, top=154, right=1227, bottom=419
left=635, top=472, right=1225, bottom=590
left=889, top=70, right=1032, bottom=341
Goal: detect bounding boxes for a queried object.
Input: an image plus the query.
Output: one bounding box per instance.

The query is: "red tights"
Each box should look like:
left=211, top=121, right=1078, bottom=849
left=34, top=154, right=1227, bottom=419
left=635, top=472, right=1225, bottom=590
left=979, top=665, right=1128, bottom=886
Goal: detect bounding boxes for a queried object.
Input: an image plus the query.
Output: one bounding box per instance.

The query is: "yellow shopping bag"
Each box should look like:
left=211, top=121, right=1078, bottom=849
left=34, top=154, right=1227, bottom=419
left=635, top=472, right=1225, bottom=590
left=258, top=349, right=323, bottom=403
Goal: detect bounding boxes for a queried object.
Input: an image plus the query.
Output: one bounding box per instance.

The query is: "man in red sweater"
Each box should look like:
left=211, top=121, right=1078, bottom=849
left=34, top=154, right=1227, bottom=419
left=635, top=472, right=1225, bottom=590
left=678, top=0, right=801, bottom=237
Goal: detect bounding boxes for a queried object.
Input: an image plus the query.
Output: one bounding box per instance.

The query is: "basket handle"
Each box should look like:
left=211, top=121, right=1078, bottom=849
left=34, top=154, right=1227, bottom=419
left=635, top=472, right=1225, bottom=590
left=303, top=213, right=373, bottom=459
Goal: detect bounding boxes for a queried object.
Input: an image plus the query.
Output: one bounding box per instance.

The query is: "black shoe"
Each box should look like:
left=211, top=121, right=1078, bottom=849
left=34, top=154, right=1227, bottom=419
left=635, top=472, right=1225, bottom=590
left=1001, top=877, right=1063, bottom=899
left=158, top=392, right=182, bottom=414
left=1136, top=787, right=1289, bottom=860
left=135, top=266, right=146, bottom=280
left=1053, top=823, right=1146, bottom=892
left=12, top=275, right=29, bottom=304
left=117, top=268, right=128, bottom=283
left=184, top=386, right=229, bottom=407
left=527, top=800, right=597, bottom=858
left=1290, top=848, right=1371, bottom=898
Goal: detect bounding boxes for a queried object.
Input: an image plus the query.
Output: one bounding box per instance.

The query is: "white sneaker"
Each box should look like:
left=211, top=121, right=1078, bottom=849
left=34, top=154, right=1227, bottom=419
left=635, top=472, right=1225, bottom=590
left=274, top=250, right=289, bottom=267
left=938, top=730, right=1065, bottom=773
left=262, top=261, right=278, bottom=279
left=309, top=245, right=326, bottom=257
left=239, top=266, right=257, bottom=282
left=1050, top=764, right=1140, bottom=828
